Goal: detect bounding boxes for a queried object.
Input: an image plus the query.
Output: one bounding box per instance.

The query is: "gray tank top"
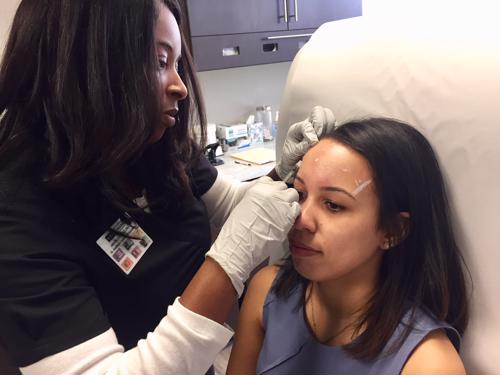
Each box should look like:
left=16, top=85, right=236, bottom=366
left=256, top=280, right=460, bottom=374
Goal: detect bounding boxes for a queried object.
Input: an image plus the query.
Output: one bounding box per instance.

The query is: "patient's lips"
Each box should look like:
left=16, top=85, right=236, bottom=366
left=289, top=240, right=321, bottom=257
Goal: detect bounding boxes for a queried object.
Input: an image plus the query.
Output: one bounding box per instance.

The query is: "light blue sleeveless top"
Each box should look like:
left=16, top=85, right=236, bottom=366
left=256, top=280, right=460, bottom=375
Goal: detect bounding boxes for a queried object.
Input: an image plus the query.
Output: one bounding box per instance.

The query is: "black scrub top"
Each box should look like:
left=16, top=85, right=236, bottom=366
left=0, top=156, right=217, bottom=366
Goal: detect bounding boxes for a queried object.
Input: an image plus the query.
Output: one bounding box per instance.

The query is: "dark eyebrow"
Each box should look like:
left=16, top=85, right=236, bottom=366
left=294, top=175, right=357, bottom=200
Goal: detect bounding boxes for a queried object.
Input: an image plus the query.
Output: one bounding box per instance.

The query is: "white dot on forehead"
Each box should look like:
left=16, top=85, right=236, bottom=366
left=314, top=158, right=320, bottom=163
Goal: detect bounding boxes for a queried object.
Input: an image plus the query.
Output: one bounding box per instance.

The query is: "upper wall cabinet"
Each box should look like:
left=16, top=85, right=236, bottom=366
left=288, top=0, right=362, bottom=30
left=185, top=0, right=362, bottom=71
left=187, top=0, right=288, bottom=36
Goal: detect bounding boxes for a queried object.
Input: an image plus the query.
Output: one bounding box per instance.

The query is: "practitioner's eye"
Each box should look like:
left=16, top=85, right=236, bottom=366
left=158, top=55, right=168, bottom=70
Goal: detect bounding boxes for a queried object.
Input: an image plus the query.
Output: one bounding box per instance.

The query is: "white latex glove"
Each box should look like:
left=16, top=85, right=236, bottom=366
left=275, top=105, right=336, bottom=183
left=205, top=176, right=300, bottom=297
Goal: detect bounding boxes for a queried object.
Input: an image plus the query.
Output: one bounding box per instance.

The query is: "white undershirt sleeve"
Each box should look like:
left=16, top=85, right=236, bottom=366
left=20, top=297, right=233, bottom=375
left=201, top=173, right=257, bottom=230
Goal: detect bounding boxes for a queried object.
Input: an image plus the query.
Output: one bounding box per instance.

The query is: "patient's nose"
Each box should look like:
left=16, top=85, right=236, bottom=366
left=294, top=199, right=317, bottom=233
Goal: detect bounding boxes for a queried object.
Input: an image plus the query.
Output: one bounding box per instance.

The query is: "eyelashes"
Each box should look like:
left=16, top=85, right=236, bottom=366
left=296, top=190, right=344, bottom=213
left=158, top=56, right=168, bottom=70
left=324, top=201, right=343, bottom=212
left=157, top=55, right=181, bottom=72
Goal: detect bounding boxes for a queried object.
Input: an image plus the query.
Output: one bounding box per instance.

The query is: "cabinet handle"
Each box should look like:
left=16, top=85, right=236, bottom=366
left=264, top=33, right=313, bottom=40
left=283, top=0, right=288, bottom=23
left=292, top=0, right=299, bottom=22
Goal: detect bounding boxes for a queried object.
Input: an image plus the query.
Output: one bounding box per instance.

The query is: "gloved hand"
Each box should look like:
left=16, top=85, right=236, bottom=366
left=205, top=176, right=300, bottom=297
left=275, top=105, right=336, bottom=183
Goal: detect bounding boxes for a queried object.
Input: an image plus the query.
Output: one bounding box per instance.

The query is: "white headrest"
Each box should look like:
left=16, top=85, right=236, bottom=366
left=277, top=9, right=499, bottom=374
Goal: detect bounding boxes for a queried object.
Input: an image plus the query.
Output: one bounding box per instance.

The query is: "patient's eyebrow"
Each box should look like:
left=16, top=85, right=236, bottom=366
left=294, top=176, right=356, bottom=200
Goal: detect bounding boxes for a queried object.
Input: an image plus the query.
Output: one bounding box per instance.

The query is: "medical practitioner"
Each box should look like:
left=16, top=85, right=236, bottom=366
left=0, top=0, right=334, bottom=373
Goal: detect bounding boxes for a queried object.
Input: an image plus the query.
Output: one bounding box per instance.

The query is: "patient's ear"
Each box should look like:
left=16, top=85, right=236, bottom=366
left=380, top=212, right=410, bottom=250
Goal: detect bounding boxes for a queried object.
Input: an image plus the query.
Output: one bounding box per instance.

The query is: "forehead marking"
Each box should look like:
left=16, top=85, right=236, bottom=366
left=351, top=179, right=372, bottom=197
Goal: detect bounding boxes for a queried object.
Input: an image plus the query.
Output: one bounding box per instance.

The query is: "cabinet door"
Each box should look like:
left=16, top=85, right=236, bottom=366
left=187, top=0, right=288, bottom=36
left=287, top=0, right=362, bottom=30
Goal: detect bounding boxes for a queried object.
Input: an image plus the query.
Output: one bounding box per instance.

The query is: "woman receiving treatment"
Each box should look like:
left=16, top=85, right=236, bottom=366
left=228, top=118, right=469, bottom=374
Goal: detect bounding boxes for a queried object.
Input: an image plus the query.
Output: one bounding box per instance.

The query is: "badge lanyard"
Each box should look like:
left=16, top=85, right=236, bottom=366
left=96, top=212, right=153, bottom=274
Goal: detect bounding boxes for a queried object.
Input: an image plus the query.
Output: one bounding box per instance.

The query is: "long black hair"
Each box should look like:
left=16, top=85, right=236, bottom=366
left=0, top=0, right=206, bottom=206
left=274, top=118, right=470, bottom=360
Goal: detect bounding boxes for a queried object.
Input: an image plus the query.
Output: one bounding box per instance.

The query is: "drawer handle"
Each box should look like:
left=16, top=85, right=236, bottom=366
left=264, top=33, right=312, bottom=40
left=263, top=43, right=279, bottom=52
left=222, top=47, right=240, bottom=57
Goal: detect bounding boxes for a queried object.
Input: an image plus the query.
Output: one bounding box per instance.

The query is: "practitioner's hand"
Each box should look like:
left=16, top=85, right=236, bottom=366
left=275, top=106, right=336, bottom=183
left=205, top=176, right=300, bottom=296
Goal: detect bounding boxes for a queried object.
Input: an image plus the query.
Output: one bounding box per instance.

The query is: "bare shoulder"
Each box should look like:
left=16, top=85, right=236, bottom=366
left=226, top=265, right=280, bottom=374
left=401, top=329, right=466, bottom=375
left=245, top=265, right=280, bottom=306
left=248, top=265, right=280, bottom=289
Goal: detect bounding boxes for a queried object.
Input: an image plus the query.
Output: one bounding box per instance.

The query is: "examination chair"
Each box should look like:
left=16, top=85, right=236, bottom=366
left=275, top=6, right=499, bottom=374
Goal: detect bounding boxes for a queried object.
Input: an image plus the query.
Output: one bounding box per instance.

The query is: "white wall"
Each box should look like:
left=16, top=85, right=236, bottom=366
left=0, top=0, right=19, bottom=58
left=197, top=62, right=292, bottom=124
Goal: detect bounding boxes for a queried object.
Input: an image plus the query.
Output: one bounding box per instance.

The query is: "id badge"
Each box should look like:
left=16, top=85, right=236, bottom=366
left=96, top=217, right=153, bottom=274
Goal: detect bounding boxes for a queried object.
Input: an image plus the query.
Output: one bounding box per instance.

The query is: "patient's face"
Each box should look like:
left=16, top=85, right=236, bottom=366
left=289, top=139, right=387, bottom=283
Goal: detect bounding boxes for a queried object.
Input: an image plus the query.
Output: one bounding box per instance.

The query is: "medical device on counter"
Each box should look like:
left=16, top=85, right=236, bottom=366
left=216, top=124, right=248, bottom=148
left=216, top=124, right=248, bottom=152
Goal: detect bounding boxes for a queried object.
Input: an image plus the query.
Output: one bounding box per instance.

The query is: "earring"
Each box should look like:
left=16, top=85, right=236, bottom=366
left=381, top=239, right=391, bottom=250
